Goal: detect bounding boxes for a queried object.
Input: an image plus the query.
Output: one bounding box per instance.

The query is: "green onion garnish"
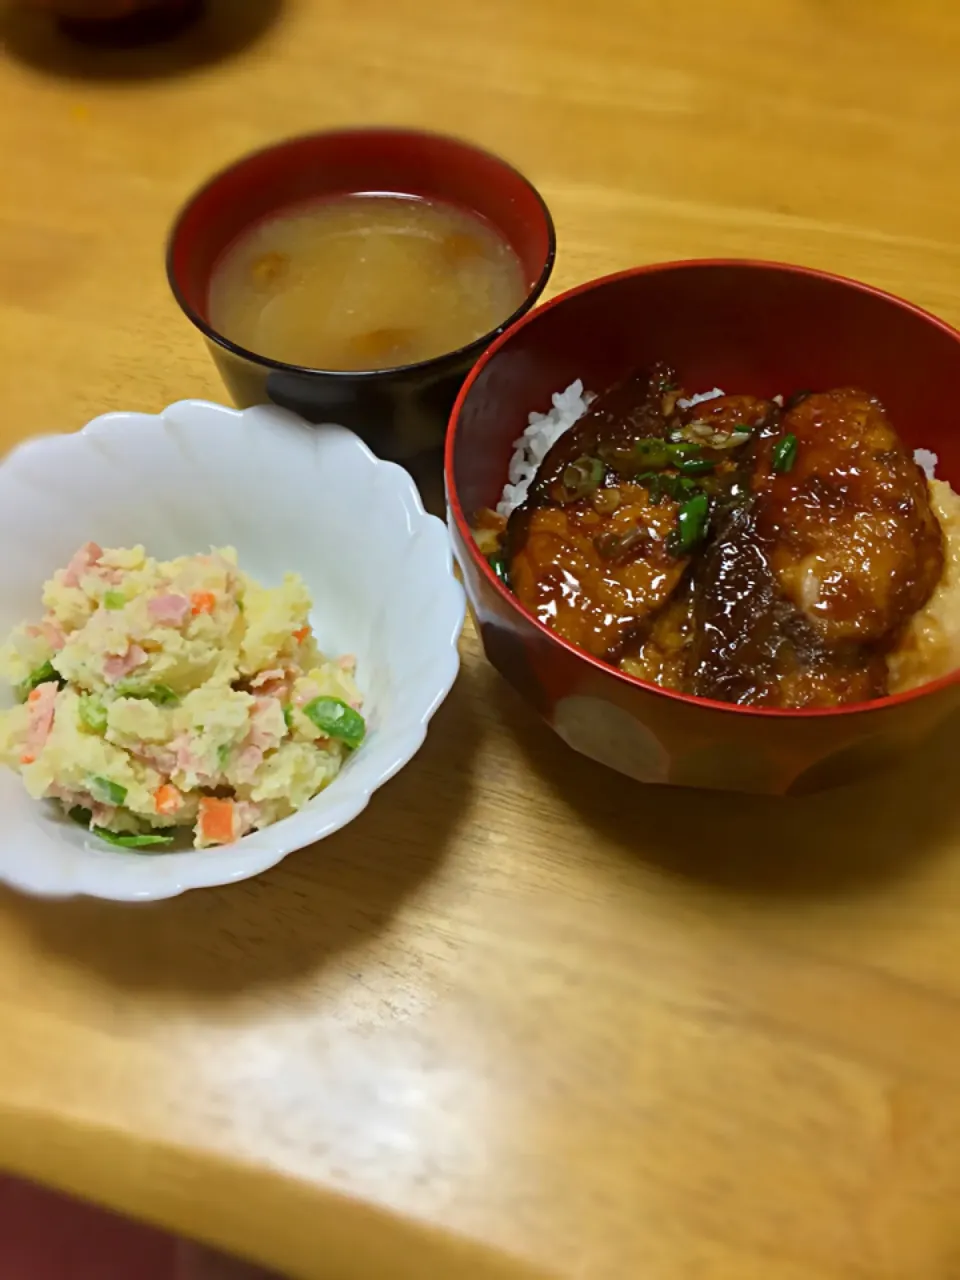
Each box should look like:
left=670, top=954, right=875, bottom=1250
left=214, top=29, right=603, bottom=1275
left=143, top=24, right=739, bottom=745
left=17, top=659, right=64, bottom=703
left=92, top=827, right=174, bottom=850
left=672, top=493, right=710, bottom=554
left=114, top=681, right=179, bottom=706
left=78, top=694, right=108, bottom=734
left=88, top=775, right=127, bottom=807
left=302, top=697, right=366, bottom=749
left=487, top=554, right=509, bottom=585
left=772, top=433, right=799, bottom=473
left=639, top=472, right=698, bottom=505
left=282, top=705, right=295, bottom=731
left=676, top=456, right=715, bottom=476
left=558, top=455, right=604, bottom=503
left=103, top=590, right=126, bottom=610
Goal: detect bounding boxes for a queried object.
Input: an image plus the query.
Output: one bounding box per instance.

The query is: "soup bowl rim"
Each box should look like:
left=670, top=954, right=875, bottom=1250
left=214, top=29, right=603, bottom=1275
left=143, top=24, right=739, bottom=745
left=165, top=126, right=558, bottom=381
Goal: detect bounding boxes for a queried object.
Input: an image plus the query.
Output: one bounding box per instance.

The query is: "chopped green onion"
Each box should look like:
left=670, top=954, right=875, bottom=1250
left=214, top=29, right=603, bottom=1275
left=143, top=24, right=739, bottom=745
left=114, top=680, right=179, bottom=706
left=669, top=443, right=701, bottom=461
left=672, top=493, right=710, bottom=555
left=92, top=827, right=174, bottom=850
left=600, top=440, right=666, bottom=475
left=103, top=590, right=126, bottom=610
left=676, top=456, right=715, bottom=476
left=282, top=705, right=295, bottom=731
left=302, top=696, right=366, bottom=749
left=558, top=455, right=604, bottom=503
left=17, top=659, right=64, bottom=702
left=601, top=437, right=723, bottom=479
left=88, top=775, right=128, bottom=807
left=772, top=433, right=799, bottom=473
left=487, top=554, right=509, bottom=585
left=217, top=743, right=232, bottom=770
left=629, top=439, right=674, bottom=469
left=78, top=694, right=108, bottom=734
left=639, top=471, right=698, bottom=505
left=69, top=806, right=93, bottom=828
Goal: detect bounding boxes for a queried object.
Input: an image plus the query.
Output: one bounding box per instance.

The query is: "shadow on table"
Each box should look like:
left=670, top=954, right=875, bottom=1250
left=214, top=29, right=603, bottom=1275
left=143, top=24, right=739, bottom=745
left=0, top=675, right=477, bottom=996
left=492, top=679, right=960, bottom=899
left=0, top=0, right=284, bottom=82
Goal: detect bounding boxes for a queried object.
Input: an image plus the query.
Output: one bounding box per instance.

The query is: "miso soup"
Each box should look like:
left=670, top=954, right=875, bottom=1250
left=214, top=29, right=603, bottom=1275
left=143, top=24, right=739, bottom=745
left=207, top=193, right=528, bottom=371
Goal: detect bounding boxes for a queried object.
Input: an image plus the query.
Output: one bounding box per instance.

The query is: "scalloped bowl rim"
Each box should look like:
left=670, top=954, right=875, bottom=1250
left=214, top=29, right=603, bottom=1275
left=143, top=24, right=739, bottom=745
left=445, top=257, right=960, bottom=720
left=0, top=400, right=465, bottom=901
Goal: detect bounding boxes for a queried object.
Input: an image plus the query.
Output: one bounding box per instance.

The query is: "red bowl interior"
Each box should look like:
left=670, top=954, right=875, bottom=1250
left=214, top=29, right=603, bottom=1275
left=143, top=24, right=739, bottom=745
left=447, top=259, right=960, bottom=718
left=167, top=128, right=555, bottom=363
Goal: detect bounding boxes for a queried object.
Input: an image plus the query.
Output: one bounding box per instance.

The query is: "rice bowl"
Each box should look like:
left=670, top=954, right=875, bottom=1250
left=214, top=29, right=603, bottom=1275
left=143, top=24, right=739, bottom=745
left=446, top=259, right=960, bottom=793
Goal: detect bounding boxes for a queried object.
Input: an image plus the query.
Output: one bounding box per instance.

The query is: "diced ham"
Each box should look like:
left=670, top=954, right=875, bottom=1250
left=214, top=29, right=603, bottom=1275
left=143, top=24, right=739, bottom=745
left=250, top=668, right=286, bottom=689
left=233, top=744, right=264, bottom=783
left=228, top=698, right=284, bottom=783
left=20, top=682, right=58, bottom=765
left=49, top=782, right=92, bottom=810
left=27, top=619, right=66, bottom=651
left=132, top=744, right=177, bottom=775
left=103, top=644, right=147, bottom=684
left=171, top=733, right=203, bottom=777
left=62, top=542, right=103, bottom=588
left=147, top=593, right=191, bottom=626
left=250, top=669, right=294, bottom=700
left=250, top=696, right=284, bottom=751
left=40, top=619, right=66, bottom=651
left=234, top=800, right=263, bottom=836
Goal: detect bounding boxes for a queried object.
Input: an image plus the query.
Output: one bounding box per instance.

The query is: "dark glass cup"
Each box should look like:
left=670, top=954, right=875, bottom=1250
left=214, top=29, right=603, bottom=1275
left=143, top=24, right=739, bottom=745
left=166, top=128, right=556, bottom=461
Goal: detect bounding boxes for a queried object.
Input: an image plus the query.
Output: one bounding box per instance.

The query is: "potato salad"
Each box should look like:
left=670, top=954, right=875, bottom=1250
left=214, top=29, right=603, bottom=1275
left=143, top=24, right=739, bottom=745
left=0, top=543, right=365, bottom=850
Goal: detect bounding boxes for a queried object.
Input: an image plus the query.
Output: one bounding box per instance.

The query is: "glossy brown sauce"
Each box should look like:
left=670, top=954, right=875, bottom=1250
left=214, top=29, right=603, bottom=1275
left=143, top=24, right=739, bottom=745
left=483, top=367, right=945, bottom=709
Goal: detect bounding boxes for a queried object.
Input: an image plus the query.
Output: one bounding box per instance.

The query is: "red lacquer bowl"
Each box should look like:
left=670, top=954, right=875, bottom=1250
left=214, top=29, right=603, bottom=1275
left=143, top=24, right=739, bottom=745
left=167, top=128, right=555, bottom=461
left=445, top=260, right=960, bottom=795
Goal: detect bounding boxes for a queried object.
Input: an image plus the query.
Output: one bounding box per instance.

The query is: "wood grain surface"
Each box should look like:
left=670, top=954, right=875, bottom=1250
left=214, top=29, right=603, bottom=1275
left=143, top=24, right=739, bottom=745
left=3, top=1, right=960, bottom=1277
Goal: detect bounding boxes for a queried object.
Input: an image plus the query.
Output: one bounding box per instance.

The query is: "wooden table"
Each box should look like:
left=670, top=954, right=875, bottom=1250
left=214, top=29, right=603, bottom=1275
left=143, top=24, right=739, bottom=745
left=2, top=1, right=960, bottom=1276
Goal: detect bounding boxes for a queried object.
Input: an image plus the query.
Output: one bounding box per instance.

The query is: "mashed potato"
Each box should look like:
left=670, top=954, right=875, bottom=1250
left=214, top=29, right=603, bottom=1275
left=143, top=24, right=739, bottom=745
left=888, top=479, right=960, bottom=694
left=0, top=543, right=364, bottom=850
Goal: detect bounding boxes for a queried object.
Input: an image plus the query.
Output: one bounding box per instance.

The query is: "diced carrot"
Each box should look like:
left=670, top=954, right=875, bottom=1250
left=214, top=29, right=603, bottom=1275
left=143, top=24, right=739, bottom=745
left=154, top=784, right=182, bottom=816
left=191, top=591, right=216, bottom=616
left=293, top=626, right=310, bottom=644
left=198, top=797, right=236, bottom=845
left=27, top=687, right=45, bottom=704
left=19, top=753, right=35, bottom=766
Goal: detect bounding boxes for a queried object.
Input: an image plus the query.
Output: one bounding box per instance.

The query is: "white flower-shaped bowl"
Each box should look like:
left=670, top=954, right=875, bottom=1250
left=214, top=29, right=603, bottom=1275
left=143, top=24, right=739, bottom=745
left=0, top=402, right=465, bottom=902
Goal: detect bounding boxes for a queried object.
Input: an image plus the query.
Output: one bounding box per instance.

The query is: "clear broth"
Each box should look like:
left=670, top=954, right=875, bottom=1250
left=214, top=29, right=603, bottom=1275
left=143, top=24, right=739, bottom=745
left=207, top=193, right=528, bottom=372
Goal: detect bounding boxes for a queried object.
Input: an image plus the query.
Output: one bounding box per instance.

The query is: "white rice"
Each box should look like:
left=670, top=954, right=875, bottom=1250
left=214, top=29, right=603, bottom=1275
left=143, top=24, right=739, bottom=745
left=496, top=380, right=594, bottom=516
left=496, top=380, right=940, bottom=516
